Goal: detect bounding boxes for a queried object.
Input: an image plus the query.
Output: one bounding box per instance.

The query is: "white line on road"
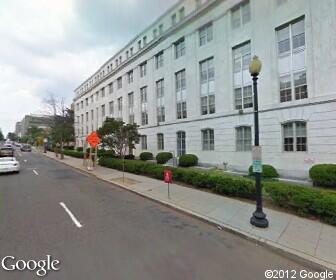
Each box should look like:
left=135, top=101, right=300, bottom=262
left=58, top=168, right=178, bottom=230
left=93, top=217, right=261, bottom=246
left=59, top=202, right=83, bottom=228
left=33, top=169, right=39, bottom=176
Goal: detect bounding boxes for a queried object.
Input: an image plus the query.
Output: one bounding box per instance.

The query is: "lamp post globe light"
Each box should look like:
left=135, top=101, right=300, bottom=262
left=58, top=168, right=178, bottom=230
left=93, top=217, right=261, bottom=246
left=249, top=56, right=269, bottom=228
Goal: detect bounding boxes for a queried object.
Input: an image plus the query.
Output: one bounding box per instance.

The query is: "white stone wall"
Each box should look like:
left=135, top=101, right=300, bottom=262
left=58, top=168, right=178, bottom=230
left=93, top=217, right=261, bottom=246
left=74, top=0, right=336, bottom=179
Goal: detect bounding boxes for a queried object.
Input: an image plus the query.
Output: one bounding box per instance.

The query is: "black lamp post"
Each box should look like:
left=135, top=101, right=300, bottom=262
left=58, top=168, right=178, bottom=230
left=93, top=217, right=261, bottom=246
left=249, top=56, right=269, bottom=228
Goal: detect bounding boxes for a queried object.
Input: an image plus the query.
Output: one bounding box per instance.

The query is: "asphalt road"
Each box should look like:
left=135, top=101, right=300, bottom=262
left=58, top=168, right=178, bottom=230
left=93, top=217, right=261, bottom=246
left=0, top=151, right=316, bottom=279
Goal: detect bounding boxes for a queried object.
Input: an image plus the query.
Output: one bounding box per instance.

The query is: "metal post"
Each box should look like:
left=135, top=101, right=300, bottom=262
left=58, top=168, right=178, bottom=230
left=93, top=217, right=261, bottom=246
left=250, top=74, right=269, bottom=228
left=168, top=183, right=170, bottom=199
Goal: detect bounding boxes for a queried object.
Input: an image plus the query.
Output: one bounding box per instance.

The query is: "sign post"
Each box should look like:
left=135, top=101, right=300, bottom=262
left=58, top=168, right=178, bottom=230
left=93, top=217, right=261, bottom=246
left=252, top=146, right=262, bottom=173
left=164, top=170, right=173, bottom=199
left=86, top=132, right=101, bottom=171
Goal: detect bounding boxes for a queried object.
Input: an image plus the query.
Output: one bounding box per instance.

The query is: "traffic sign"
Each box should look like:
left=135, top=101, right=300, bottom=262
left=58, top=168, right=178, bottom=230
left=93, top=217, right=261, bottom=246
left=86, top=131, right=101, bottom=148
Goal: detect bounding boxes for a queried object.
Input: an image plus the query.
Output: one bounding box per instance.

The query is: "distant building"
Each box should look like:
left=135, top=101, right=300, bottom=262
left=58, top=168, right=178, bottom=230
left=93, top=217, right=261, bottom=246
left=19, top=114, right=53, bottom=136
left=73, top=0, right=336, bottom=179
left=15, top=122, right=22, bottom=138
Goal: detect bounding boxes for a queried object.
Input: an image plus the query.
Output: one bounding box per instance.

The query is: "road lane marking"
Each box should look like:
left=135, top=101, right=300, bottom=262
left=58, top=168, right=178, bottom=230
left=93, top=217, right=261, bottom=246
left=59, top=202, right=83, bottom=228
left=33, top=169, right=39, bottom=176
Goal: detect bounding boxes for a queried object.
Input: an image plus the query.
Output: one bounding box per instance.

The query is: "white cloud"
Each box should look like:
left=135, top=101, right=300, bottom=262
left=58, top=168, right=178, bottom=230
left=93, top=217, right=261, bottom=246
left=0, top=0, right=177, bottom=135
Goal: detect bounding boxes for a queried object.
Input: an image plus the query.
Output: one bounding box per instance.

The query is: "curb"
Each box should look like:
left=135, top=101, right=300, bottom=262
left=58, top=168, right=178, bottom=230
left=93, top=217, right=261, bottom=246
left=42, top=152, right=336, bottom=272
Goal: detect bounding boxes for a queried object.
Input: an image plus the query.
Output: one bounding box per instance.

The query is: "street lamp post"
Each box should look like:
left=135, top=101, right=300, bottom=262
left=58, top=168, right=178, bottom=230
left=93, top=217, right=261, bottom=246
left=249, top=56, right=269, bottom=228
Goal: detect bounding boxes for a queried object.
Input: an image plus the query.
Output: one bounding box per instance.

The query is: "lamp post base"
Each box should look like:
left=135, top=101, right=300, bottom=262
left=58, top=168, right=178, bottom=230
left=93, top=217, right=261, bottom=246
left=250, top=211, right=269, bottom=228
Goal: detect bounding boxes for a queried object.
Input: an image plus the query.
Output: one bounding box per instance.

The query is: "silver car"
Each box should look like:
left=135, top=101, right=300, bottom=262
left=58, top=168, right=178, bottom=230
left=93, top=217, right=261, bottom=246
left=0, top=157, right=20, bottom=174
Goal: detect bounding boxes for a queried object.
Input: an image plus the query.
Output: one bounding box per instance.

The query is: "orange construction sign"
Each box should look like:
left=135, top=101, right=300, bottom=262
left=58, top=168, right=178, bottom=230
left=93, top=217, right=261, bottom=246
left=86, top=131, right=101, bottom=148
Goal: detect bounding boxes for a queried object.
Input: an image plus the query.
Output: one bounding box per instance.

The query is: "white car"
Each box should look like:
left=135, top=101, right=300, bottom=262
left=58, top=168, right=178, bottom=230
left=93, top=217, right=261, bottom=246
left=0, top=157, right=20, bottom=174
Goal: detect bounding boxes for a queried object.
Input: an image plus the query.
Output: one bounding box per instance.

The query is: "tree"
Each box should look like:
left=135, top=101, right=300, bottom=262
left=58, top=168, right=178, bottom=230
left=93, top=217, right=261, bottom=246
left=6, top=132, right=18, bottom=142
left=26, top=126, right=45, bottom=145
left=43, top=93, right=74, bottom=159
left=49, top=108, right=75, bottom=146
left=97, top=118, right=140, bottom=158
left=0, top=129, right=4, bottom=141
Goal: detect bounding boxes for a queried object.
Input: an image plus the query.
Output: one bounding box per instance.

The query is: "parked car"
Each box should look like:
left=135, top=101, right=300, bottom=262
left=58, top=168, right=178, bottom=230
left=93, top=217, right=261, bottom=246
left=20, top=144, right=32, bottom=152
left=0, top=157, right=20, bottom=173
left=0, top=147, right=14, bottom=157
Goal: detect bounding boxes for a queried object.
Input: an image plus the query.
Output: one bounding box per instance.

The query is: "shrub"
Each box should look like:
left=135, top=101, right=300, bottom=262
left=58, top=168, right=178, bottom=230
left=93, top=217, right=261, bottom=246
left=265, top=182, right=336, bottom=225
left=140, top=152, right=153, bottom=161
left=124, top=154, right=135, bottom=160
left=156, top=152, right=173, bottom=164
left=98, top=149, right=115, bottom=158
left=64, top=146, right=75, bottom=150
left=178, top=154, right=198, bottom=167
left=309, top=164, right=336, bottom=188
left=76, top=147, right=83, bottom=152
left=214, top=177, right=255, bottom=199
left=63, top=150, right=84, bottom=158
left=248, top=164, right=279, bottom=178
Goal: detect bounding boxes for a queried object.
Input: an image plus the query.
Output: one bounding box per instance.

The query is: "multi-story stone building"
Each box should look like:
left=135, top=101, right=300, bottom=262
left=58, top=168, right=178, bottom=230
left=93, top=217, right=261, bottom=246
left=73, top=0, right=336, bottom=179
left=19, top=114, right=53, bottom=136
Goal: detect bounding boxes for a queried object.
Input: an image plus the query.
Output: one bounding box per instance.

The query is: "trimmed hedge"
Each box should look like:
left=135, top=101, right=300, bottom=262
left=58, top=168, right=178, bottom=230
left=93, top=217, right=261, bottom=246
left=248, top=164, right=279, bottom=178
left=265, top=182, right=336, bottom=225
left=309, top=164, right=336, bottom=188
left=99, top=157, right=336, bottom=225
left=178, top=154, right=198, bottom=167
left=99, top=157, right=256, bottom=199
left=76, top=147, right=83, bottom=152
left=63, top=150, right=84, bottom=158
left=140, top=152, right=153, bottom=161
left=97, top=149, right=115, bottom=158
left=156, top=152, right=173, bottom=164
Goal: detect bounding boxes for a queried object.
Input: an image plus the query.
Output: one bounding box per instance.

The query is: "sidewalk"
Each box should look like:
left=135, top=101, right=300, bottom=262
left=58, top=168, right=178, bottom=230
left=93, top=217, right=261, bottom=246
left=44, top=152, right=336, bottom=271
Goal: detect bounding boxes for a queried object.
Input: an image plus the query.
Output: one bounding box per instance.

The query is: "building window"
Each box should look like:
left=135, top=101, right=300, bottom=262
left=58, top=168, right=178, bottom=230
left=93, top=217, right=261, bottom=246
left=128, top=92, right=134, bottom=124
left=199, top=23, right=213, bottom=46
left=95, top=92, right=99, bottom=101
left=174, top=38, right=185, bottom=59
left=140, top=86, right=148, bottom=125
left=85, top=98, right=89, bottom=106
left=155, top=51, right=164, bottom=69
left=117, top=77, right=122, bottom=89
left=179, top=7, right=185, bottom=21
left=117, top=97, right=123, bottom=120
left=126, top=50, right=129, bottom=59
left=195, top=0, right=202, bottom=9
left=277, top=18, right=307, bottom=102
left=86, top=112, right=89, bottom=122
left=130, top=47, right=133, bottom=56
left=233, top=42, right=252, bottom=110
left=140, top=62, right=147, bottom=77
left=119, top=56, right=122, bottom=64
left=109, top=83, right=113, bottom=94
left=200, top=57, right=215, bottom=115
left=172, top=13, right=177, bottom=25
left=156, top=79, right=165, bottom=123
left=157, top=134, right=164, bottom=150
left=141, top=135, right=147, bottom=150
left=143, top=36, right=147, bottom=46
left=177, top=131, right=186, bottom=157
left=109, top=101, right=114, bottom=116
left=176, top=70, right=187, bottom=119
left=202, top=129, right=214, bottom=151
left=138, top=40, right=142, bottom=50
left=236, top=126, right=252, bottom=151
left=81, top=101, right=84, bottom=109
left=283, top=121, right=307, bottom=152
left=153, top=29, right=158, bottom=38
left=101, top=87, right=105, bottom=98
left=127, top=70, right=134, bottom=84
left=101, top=104, right=105, bottom=118
left=231, top=1, right=251, bottom=29
left=91, top=109, right=94, bottom=121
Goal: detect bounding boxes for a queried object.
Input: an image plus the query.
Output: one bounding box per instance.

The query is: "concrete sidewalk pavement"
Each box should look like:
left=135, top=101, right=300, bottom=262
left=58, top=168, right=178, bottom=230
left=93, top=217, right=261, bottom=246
left=43, top=151, right=336, bottom=271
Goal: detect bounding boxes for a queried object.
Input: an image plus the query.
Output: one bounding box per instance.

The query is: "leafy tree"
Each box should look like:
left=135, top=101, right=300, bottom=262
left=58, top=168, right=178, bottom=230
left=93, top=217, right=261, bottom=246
left=26, top=126, right=45, bottom=144
left=49, top=108, right=75, bottom=146
left=0, top=129, right=4, bottom=141
left=6, top=132, right=18, bottom=141
left=97, top=117, right=140, bottom=158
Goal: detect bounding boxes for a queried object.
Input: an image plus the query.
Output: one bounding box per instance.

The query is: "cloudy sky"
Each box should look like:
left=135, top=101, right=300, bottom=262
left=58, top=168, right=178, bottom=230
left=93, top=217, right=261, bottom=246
left=0, top=0, right=177, bottom=136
